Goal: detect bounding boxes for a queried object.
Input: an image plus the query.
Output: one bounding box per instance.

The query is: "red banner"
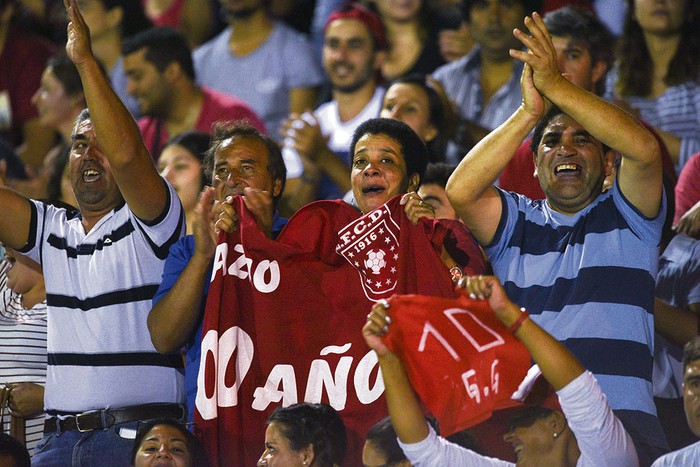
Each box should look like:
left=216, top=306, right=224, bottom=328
left=381, top=292, right=533, bottom=437
left=194, top=196, right=486, bottom=466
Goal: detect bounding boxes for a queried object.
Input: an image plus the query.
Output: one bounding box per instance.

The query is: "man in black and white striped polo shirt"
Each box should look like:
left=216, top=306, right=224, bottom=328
left=0, top=1, right=186, bottom=465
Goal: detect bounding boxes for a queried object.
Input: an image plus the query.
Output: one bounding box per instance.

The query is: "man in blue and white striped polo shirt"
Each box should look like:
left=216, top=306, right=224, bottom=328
left=0, top=1, right=186, bottom=465
left=446, top=12, right=668, bottom=467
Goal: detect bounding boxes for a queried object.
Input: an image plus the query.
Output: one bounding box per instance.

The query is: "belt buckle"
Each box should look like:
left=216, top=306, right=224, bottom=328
left=75, top=410, right=101, bottom=433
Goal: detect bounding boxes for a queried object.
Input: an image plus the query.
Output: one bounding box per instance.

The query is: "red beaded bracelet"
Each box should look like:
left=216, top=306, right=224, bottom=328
left=507, top=308, right=530, bottom=334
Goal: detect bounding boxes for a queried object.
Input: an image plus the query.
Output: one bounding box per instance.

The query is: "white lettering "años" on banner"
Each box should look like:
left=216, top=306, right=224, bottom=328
left=195, top=328, right=385, bottom=420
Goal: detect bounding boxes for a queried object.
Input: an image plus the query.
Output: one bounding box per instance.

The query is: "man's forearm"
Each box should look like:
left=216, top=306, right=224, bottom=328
left=378, top=352, right=430, bottom=445
left=447, top=106, right=538, bottom=214
left=75, top=58, right=149, bottom=168
left=545, top=79, right=659, bottom=165
left=148, top=253, right=211, bottom=354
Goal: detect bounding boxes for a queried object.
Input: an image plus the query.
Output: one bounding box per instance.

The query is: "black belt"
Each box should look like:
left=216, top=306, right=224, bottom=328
left=43, top=403, right=186, bottom=433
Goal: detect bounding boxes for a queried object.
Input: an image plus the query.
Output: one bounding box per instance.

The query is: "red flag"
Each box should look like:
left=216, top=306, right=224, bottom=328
left=380, top=292, right=533, bottom=437
left=194, top=196, right=486, bottom=466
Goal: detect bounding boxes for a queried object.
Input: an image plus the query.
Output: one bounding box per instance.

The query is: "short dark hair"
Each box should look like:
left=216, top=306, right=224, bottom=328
left=684, top=337, right=700, bottom=374
left=203, top=122, right=286, bottom=206
left=422, top=162, right=457, bottom=188
left=0, top=432, right=30, bottom=467
left=461, top=0, right=542, bottom=22
left=365, top=417, right=407, bottom=464
left=529, top=106, right=611, bottom=156
left=267, top=403, right=347, bottom=466
left=543, top=6, right=614, bottom=96
left=162, top=131, right=211, bottom=189
left=122, top=27, right=195, bottom=81
left=350, top=118, right=428, bottom=188
left=131, top=419, right=209, bottom=467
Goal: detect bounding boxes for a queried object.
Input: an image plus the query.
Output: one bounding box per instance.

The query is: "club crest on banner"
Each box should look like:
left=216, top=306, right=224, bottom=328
left=336, top=204, right=400, bottom=301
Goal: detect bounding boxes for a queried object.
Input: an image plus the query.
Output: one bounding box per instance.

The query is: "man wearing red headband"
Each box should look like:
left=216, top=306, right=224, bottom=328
left=280, top=1, right=387, bottom=214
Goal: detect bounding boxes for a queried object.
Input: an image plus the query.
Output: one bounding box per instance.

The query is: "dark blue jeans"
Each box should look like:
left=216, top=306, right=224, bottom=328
left=31, top=421, right=139, bottom=467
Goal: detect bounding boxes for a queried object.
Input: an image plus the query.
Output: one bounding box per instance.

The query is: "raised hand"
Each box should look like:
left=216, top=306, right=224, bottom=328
left=281, top=112, right=328, bottom=162
left=63, top=0, right=93, bottom=68
left=214, top=196, right=238, bottom=234
left=519, top=63, right=547, bottom=121
left=241, top=187, right=275, bottom=238
left=362, top=300, right=393, bottom=357
left=7, top=382, right=44, bottom=418
left=509, top=12, right=566, bottom=98
left=459, top=275, right=522, bottom=328
left=400, top=191, right=436, bottom=225
left=192, top=187, right=218, bottom=260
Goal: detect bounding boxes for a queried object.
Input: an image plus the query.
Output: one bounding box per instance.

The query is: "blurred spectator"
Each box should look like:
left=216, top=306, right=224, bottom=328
left=0, top=0, right=56, bottom=170
left=370, top=0, right=462, bottom=81
left=651, top=337, right=700, bottom=466
left=431, top=0, right=541, bottom=162
left=122, top=26, right=264, bottom=157
left=417, top=162, right=459, bottom=220
left=653, top=232, right=700, bottom=451
left=141, top=0, right=215, bottom=48
left=0, top=245, right=47, bottom=455
left=674, top=152, right=700, bottom=227
left=279, top=1, right=386, bottom=214
left=608, top=0, right=700, bottom=174
left=157, top=131, right=209, bottom=233
left=0, top=139, right=26, bottom=180
left=193, top=0, right=324, bottom=141
left=12, top=0, right=66, bottom=42
left=380, top=74, right=455, bottom=161
left=8, top=52, right=85, bottom=203
left=79, top=0, right=152, bottom=117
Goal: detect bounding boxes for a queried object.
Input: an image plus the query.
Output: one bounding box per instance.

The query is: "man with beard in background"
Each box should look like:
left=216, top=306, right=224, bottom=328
left=279, top=1, right=387, bottom=214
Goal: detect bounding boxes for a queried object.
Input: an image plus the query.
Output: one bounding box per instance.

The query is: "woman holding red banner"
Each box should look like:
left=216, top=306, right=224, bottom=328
left=363, top=275, right=639, bottom=467
left=349, top=117, right=486, bottom=281
left=349, top=117, right=435, bottom=222
left=189, top=117, right=487, bottom=466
